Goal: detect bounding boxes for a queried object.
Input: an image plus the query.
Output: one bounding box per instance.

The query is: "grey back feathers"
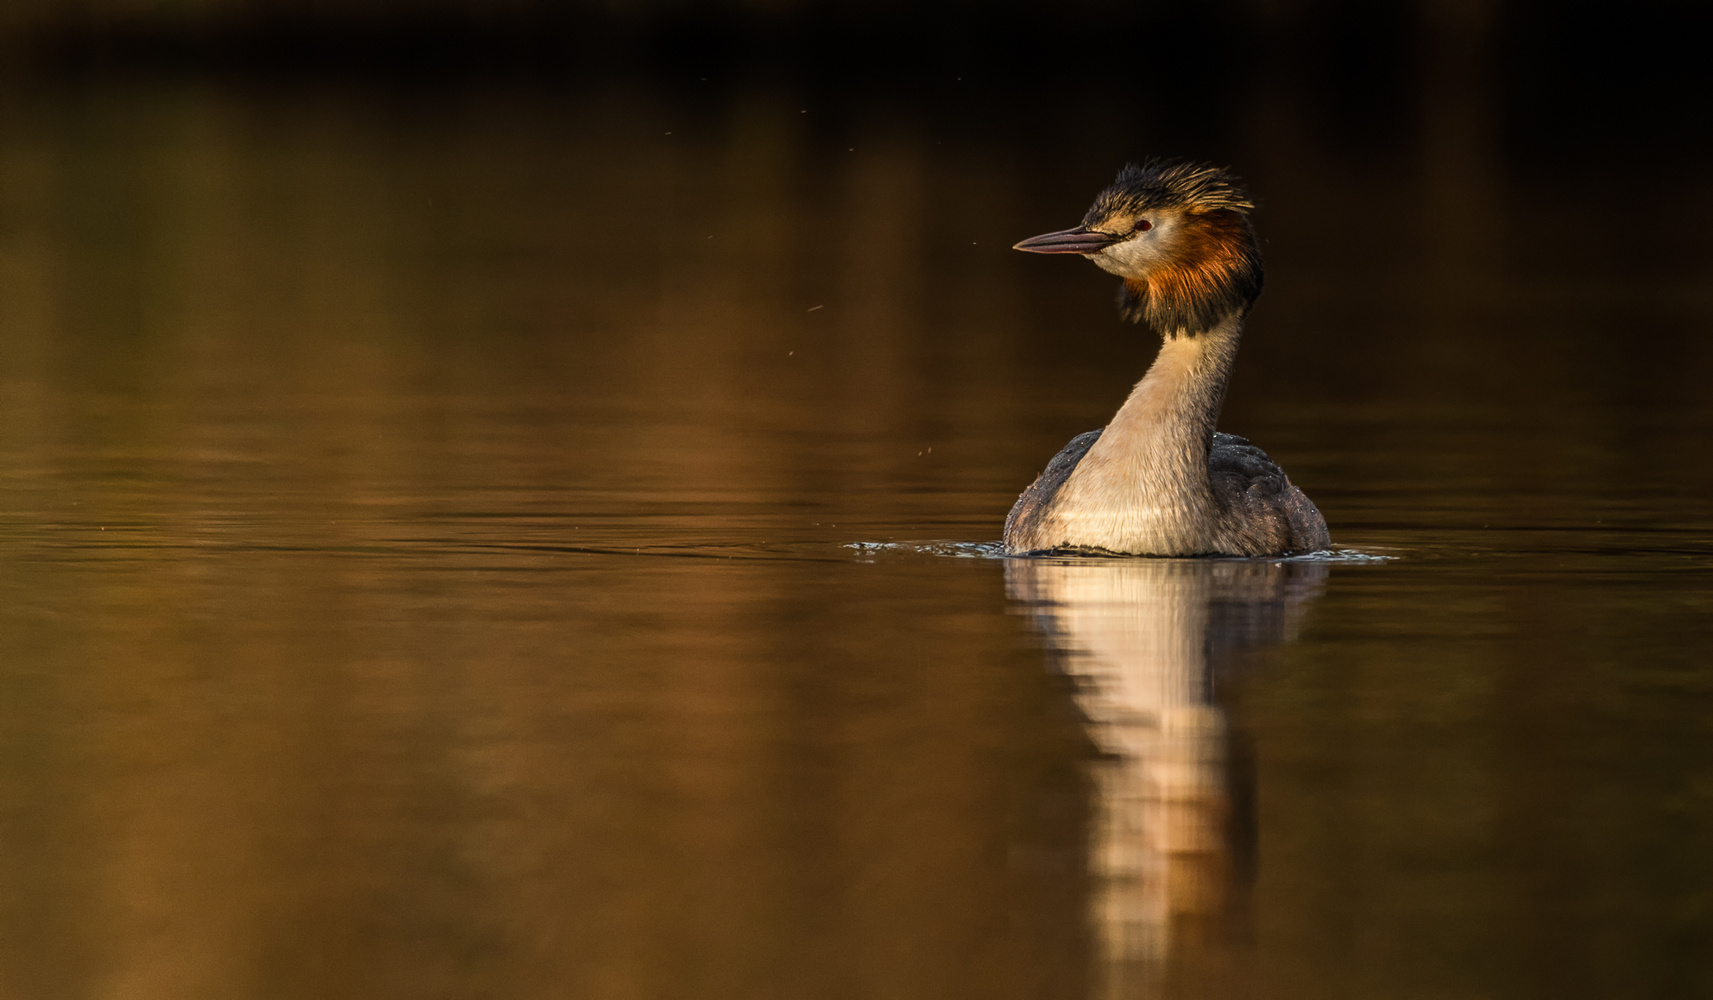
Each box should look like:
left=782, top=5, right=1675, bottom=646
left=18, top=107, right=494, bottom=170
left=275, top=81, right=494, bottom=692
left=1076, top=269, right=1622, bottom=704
left=1205, top=432, right=1331, bottom=554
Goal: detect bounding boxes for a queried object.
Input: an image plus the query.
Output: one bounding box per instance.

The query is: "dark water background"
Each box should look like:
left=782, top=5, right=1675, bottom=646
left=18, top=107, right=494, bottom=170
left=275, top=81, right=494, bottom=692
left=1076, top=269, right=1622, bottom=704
left=1, top=5, right=1712, bottom=998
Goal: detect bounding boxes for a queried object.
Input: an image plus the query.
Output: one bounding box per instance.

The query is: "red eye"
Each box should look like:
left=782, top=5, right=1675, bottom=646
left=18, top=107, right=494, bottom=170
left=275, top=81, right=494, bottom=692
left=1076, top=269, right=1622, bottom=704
left=1133, top=219, right=1152, bottom=232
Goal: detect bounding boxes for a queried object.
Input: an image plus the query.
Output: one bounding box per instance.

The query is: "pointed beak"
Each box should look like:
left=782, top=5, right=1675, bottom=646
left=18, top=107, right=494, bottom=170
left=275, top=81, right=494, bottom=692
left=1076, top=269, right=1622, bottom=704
left=1013, top=226, right=1120, bottom=255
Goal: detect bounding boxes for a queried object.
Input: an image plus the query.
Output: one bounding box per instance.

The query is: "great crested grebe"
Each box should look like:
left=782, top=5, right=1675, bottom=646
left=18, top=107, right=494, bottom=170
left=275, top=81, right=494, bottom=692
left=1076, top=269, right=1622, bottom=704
left=1005, top=160, right=1329, bottom=557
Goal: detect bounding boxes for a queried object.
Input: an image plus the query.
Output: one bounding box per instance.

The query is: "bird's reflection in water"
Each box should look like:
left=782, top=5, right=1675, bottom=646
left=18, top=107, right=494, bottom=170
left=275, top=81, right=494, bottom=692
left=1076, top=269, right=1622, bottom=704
left=1008, top=557, right=1326, bottom=998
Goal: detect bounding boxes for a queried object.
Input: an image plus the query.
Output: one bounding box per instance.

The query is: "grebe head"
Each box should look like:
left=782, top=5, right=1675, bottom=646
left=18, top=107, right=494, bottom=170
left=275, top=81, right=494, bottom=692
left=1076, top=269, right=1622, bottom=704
left=1014, top=160, right=1265, bottom=335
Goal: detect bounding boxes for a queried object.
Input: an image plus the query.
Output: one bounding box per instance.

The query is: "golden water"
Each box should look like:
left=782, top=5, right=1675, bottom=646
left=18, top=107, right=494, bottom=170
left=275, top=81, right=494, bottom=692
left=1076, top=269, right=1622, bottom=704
left=0, top=81, right=1709, bottom=999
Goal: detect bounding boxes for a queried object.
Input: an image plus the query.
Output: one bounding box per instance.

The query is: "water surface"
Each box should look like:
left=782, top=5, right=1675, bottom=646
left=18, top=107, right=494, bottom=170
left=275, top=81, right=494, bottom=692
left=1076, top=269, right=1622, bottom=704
left=0, top=79, right=1710, bottom=999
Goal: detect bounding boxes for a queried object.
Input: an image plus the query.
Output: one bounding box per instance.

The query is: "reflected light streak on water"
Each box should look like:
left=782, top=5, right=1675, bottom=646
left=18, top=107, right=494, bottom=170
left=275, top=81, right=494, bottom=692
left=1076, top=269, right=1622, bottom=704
left=1009, top=558, right=1327, bottom=997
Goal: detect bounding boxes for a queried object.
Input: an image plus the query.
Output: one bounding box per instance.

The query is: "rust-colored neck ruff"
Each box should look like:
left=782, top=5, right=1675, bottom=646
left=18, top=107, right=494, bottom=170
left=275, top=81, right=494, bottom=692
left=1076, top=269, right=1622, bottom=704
left=1119, top=209, right=1263, bottom=335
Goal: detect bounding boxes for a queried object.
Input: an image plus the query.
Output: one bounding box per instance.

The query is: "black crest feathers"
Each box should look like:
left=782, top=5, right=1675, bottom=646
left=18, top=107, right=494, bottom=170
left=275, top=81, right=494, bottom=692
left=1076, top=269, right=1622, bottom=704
left=1083, top=159, right=1257, bottom=222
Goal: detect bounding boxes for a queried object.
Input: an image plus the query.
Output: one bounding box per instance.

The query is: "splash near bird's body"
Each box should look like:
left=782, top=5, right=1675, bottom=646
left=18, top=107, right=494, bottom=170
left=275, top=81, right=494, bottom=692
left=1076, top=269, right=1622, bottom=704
left=1005, top=160, right=1329, bottom=556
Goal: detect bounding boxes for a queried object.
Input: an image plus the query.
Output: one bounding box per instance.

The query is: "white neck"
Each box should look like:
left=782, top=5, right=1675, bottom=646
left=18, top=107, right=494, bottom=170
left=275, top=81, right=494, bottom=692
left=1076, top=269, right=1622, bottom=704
left=1049, top=314, right=1243, bottom=554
